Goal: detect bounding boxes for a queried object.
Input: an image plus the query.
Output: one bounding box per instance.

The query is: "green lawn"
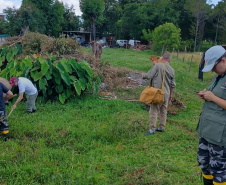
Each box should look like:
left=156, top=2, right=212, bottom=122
left=1, top=48, right=215, bottom=184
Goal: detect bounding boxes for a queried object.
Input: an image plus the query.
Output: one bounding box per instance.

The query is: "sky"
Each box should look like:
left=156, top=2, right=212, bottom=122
left=0, top=0, right=82, bottom=15
left=0, top=0, right=223, bottom=15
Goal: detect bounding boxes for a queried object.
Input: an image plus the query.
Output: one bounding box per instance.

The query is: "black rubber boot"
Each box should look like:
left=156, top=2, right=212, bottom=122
left=3, top=133, right=9, bottom=142
left=203, top=177, right=213, bottom=185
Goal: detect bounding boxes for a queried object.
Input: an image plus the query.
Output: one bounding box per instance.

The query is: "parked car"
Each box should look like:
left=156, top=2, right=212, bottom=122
left=116, top=40, right=128, bottom=47
left=129, top=40, right=140, bottom=47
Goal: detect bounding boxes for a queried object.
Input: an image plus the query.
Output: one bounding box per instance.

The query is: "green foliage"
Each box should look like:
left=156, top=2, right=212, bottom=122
left=80, top=0, right=105, bottom=39
left=0, top=45, right=100, bottom=104
left=0, top=20, right=8, bottom=34
left=152, top=22, right=181, bottom=51
left=141, top=29, right=153, bottom=43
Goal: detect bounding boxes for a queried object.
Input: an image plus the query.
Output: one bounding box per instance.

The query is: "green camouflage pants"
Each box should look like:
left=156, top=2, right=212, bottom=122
left=197, top=137, right=226, bottom=183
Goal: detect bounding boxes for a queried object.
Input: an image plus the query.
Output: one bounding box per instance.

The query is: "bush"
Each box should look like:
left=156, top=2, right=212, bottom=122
left=22, top=32, right=54, bottom=54
left=2, top=32, right=80, bottom=56
left=0, top=45, right=100, bottom=104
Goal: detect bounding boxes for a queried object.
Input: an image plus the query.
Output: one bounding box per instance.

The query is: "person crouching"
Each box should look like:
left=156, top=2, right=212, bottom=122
left=9, top=77, right=38, bottom=113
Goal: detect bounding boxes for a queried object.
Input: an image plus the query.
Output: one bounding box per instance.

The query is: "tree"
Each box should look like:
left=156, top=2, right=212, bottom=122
left=97, top=0, right=122, bottom=37
left=48, top=1, right=65, bottom=37
left=185, top=0, right=210, bottom=52
left=213, top=1, right=226, bottom=44
left=3, top=8, right=21, bottom=36
left=0, top=20, right=8, bottom=34
left=62, top=5, right=80, bottom=31
left=21, top=0, right=65, bottom=37
left=152, top=23, right=181, bottom=53
left=80, top=0, right=105, bottom=40
left=119, top=0, right=180, bottom=40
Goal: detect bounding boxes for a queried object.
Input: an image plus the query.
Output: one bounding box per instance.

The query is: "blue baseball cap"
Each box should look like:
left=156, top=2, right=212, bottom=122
left=202, top=45, right=226, bottom=72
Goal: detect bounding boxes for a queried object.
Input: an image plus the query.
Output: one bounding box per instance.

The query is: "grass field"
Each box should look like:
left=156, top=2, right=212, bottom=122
left=1, top=48, right=215, bottom=184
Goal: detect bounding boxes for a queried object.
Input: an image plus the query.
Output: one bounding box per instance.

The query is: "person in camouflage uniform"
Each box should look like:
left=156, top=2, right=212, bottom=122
left=0, top=82, right=13, bottom=141
left=197, top=45, right=226, bottom=185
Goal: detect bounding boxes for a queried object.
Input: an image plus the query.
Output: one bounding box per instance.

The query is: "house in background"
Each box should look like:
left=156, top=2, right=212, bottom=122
left=61, top=27, right=91, bottom=46
left=0, top=13, right=7, bottom=21
left=0, top=13, right=10, bottom=45
left=0, top=34, right=10, bottom=45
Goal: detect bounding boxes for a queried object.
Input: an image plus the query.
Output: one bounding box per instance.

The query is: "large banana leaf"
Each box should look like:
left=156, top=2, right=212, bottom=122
left=30, top=57, right=49, bottom=81
left=64, top=88, right=71, bottom=98
left=55, top=62, right=70, bottom=86
left=39, top=77, right=48, bottom=91
left=6, top=51, right=14, bottom=62
left=59, top=93, right=66, bottom=104
left=70, top=58, right=83, bottom=77
left=73, top=81, right=82, bottom=95
left=10, top=67, right=17, bottom=77
left=20, top=57, right=33, bottom=69
left=0, top=46, right=8, bottom=56
left=52, top=68, right=61, bottom=85
left=86, top=83, right=91, bottom=92
left=60, top=58, right=72, bottom=74
left=93, top=82, right=98, bottom=94
left=0, top=56, right=5, bottom=67
left=79, top=78, right=87, bottom=91
left=56, top=84, right=63, bottom=94
left=80, top=60, right=93, bottom=79
left=39, top=57, right=49, bottom=74
left=69, top=58, right=81, bottom=71
left=70, top=75, right=77, bottom=82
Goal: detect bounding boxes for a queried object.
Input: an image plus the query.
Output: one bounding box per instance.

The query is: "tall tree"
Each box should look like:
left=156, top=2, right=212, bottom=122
left=119, top=0, right=180, bottom=40
left=80, top=0, right=105, bottom=40
left=62, top=5, right=80, bottom=31
left=97, top=0, right=122, bottom=37
left=3, top=8, right=21, bottom=36
left=185, top=0, right=210, bottom=52
left=48, top=1, right=65, bottom=37
left=213, top=1, right=226, bottom=44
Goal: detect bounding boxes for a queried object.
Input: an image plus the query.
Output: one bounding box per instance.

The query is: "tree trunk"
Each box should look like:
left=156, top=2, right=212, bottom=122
left=91, top=16, right=96, bottom=41
left=214, top=15, right=220, bottom=45
left=194, top=18, right=199, bottom=52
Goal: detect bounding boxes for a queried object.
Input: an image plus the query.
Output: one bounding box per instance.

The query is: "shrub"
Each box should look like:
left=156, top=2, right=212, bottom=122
left=0, top=45, right=100, bottom=104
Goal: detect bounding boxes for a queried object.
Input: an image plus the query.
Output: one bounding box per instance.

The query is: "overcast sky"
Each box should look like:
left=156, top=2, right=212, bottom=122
left=0, top=0, right=223, bottom=15
left=0, top=0, right=82, bottom=15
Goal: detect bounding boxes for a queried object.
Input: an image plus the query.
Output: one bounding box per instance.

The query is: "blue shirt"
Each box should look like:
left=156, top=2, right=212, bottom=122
left=0, top=82, right=9, bottom=111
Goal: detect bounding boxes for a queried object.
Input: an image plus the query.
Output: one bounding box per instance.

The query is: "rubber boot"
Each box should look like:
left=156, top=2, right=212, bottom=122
left=3, top=133, right=9, bottom=141
left=203, top=177, right=213, bottom=185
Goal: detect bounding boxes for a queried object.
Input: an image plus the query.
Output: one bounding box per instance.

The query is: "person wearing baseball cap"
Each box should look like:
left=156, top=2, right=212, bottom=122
left=196, top=45, right=226, bottom=185
left=9, top=77, right=38, bottom=113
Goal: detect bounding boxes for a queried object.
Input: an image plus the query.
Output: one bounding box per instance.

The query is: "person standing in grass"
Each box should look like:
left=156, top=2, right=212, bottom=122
left=142, top=52, right=176, bottom=135
left=9, top=77, right=38, bottom=113
left=196, top=45, right=226, bottom=185
left=0, top=82, right=13, bottom=141
left=0, top=77, right=12, bottom=104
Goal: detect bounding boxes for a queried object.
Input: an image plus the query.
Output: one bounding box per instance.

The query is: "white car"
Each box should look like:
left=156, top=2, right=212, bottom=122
left=116, top=40, right=128, bottom=47
left=129, top=40, right=140, bottom=47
